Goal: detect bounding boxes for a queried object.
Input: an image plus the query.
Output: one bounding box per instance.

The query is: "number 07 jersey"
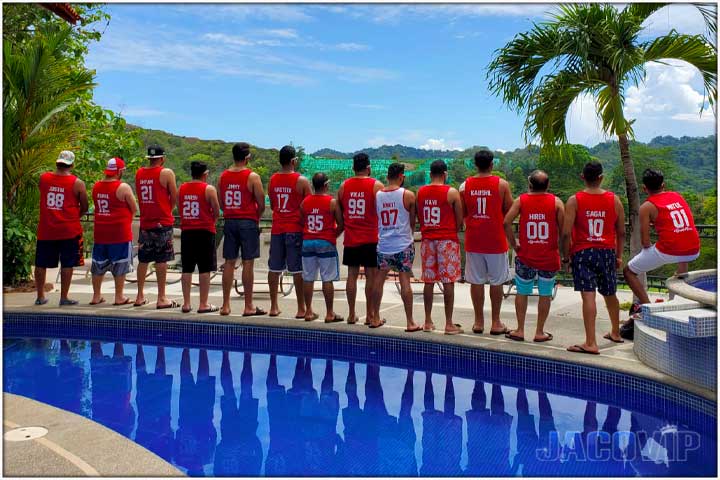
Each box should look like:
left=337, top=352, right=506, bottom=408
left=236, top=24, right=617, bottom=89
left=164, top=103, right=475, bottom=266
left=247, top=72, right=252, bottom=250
left=179, top=181, right=216, bottom=233
left=376, top=187, right=412, bottom=255
left=571, top=191, right=617, bottom=254
left=518, top=193, right=559, bottom=271
left=417, top=184, right=458, bottom=241
left=340, top=177, right=378, bottom=247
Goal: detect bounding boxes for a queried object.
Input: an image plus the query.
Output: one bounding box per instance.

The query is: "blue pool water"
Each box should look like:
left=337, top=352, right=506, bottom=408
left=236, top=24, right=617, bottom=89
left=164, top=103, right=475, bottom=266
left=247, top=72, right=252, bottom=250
left=689, top=275, right=717, bottom=293
left=3, top=338, right=716, bottom=477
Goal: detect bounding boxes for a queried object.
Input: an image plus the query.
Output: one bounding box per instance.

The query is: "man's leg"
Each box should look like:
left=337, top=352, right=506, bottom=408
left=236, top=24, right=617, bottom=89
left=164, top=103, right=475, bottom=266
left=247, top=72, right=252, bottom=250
left=603, top=294, right=622, bottom=342
left=535, top=296, right=552, bottom=341
left=220, top=259, right=237, bottom=315
left=623, top=266, right=650, bottom=305
left=489, top=284, right=504, bottom=331
left=198, top=272, right=211, bottom=310
left=512, top=294, right=528, bottom=339
left=346, top=266, right=359, bottom=324
left=423, top=283, right=434, bottom=330
left=60, top=267, right=74, bottom=302
left=676, top=262, right=689, bottom=276
left=470, top=284, right=485, bottom=332
left=443, top=282, right=461, bottom=334
left=242, top=259, right=256, bottom=314
left=322, top=281, right=335, bottom=321
left=303, top=280, right=315, bottom=321
left=91, top=274, right=104, bottom=304
left=268, top=271, right=281, bottom=316
left=369, top=268, right=387, bottom=327
left=155, top=262, right=171, bottom=307
left=134, top=262, right=149, bottom=305
left=113, top=273, right=128, bottom=305
left=181, top=272, right=192, bottom=311
left=577, top=291, right=599, bottom=353
left=293, top=273, right=306, bottom=318
left=34, top=267, right=47, bottom=302
left=398, top=272, right=419, bottom=330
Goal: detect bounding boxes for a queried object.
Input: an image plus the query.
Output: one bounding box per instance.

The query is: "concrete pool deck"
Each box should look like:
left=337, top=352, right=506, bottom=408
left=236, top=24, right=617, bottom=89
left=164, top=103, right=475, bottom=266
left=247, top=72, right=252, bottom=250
left=3, top=272, right=716, bottom=476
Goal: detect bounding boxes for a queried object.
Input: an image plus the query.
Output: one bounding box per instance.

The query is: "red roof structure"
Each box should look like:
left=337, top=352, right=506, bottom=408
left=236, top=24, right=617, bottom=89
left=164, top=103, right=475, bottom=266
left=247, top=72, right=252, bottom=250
left=39, top=3, right=81, bottom=24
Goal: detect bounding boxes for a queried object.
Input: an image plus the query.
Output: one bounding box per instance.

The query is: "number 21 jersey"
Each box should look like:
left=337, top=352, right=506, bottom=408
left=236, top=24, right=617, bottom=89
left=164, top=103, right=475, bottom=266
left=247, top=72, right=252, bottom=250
left=340, top=177, right=378, bottom=247
left=135, top=166, right=174, bottom=230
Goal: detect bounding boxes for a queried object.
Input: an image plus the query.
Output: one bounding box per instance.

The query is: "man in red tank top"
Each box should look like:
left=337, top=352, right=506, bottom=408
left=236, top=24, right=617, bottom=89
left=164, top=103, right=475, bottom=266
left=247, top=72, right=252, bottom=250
left=267, top=145, right=312, bottom=318
left=218, top=142, right=266, bottom=316
left=460, top=149, right=514, bottom=335
left=178, top=161, right=221, bottom=314
left=34, top=150, right=89, bottom=306
left=562, top=161, right=626, bottom=354
left=300, top=172, right=345, bottom=323
left=502, top=170, right=564, bottom=342
left=416, top=160, right=464, bottom=334
left=133, top=145, right=180, bottom=309
left=90, top=157, right=137, bottom=307
left=624, top=168, right=700, bottom=316
left=337, top=153, right=384, bottom=325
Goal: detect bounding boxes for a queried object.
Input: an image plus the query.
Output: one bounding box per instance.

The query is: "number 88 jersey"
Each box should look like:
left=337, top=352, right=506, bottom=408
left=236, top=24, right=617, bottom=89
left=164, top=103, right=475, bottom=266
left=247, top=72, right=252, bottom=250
left=38, top=172, right=83, bottom=241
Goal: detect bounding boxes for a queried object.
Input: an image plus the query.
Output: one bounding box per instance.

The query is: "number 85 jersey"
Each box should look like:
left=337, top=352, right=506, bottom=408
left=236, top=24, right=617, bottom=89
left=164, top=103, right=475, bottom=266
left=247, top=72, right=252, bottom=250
left=340, top=177, right=379, bottom=247
left=417, top=184, right=458, bottom=242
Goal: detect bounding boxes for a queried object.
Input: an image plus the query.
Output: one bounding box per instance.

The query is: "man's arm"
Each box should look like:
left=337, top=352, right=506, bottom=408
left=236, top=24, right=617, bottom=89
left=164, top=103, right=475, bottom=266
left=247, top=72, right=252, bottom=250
left=614, top=195, right=626, bottom=266
left=331, top=198, right=344, bottom=235
left=206, top=185, right=220, bottom=221
left=639, top=202, right=654, bottom=249
left=404, top=190, right=416, bottom=231
left=297, top=176, right=312, bottom=199
left=373, top=180, right=384, bottom=195
left=561, top=195, right=577, bottom=260
left=336, top=183, right=345, bottom=215
left=249, top=172, right=265, bottom=219
left=500, top=179, right=514, bottom=215
left=448, top=188, right=464, bottom=231
left=119, top=183, right=138, bottom=217
left=458, top=181, right=467, bottom=218
left=161, top=168, right=178, bottom=211
left=503, top=198, right=522, bottom=252
left=555, top=197, right=565, bottom=257
left=74, top=179, right=89, bottom=217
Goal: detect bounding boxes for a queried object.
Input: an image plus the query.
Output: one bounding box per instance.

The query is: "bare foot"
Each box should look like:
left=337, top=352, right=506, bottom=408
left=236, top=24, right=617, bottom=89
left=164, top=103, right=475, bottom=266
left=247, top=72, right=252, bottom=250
left=423, top=322, right=436, bottom=332
left=220, top=304, right=231, bottom=316
left=347, top=313, right=358, bottom=325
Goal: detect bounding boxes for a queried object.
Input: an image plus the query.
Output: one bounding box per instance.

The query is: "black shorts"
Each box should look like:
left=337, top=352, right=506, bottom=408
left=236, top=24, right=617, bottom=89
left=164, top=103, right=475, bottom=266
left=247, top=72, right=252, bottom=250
left=35, top=235, right=84, bottom=269
left=138, top=226, right=175, bottom=263
left=343, top=243, right=378, bottom=268
left=572, top=248, right=617, bottom=296
left=181, top=230, right=217, bottom=273
left=223, top=218, right=260, bottom=261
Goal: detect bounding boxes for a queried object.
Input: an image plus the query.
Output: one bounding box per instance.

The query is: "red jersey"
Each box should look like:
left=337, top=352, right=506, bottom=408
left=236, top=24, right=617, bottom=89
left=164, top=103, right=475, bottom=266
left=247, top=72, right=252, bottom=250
left=462, top=175, right=508, bottom=254
left=648, top=191, right=700, bottom=256
left=219, top=169, right=258, bottom=221
left=571, top=191, right=618, bottom=254
left=269, top=172, right=304, bottom=234
left=135, top=166, right=174, bottom=230
left=301, top=194, right=337, bottom=244
left=93, top=181, right=133, bottom=244
left=340, top=177, right=378, bottom=247
left=38, top=172, right=83, bottom=240
left=518, top=193, right=560, bottom=271
left=179, top=182, right=216, bottom=233
left=417, top=184, right=458, bottom=241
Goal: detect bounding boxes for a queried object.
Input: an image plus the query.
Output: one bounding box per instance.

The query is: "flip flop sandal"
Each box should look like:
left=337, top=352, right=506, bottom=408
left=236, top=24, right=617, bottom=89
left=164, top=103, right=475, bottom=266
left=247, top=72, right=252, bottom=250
left=157, top=300, right=180, bottom=310
left=59, top=299, right=79, bottom=306
left=242, top=307, right=267, bottom=317
left=445, top=324, right=465, bottom=335
left=505, top=332, right=525, bottom=342
left=366, top=318, right=387, bottom=326
left=368, top=322, right=384, bottom=329
left=269, top=312, right=282, bottom=317
left=472, top=327, right=484, bottom=334
left=567, top=345, right=600, bottom=355
left=133, top=299, right=148, bottom=307
left=305, top=313, right=320, bottom=322
left=423, top=324, right=436, bottom=332
left=325, top=315, right=344, bottom=323
left=490, top=326, right=510, bottom=335
left=113, top=298, right=132, bottom=306
left=405, top=325, right=423, bottom=332
left=34, top=298, right=49, bottom=306
left=534, top=332, right=554, bottom=343
left=90, top=298, right=106, bottom=306
left=198, top=305, right=220, bottom=314
left=603, top=333, right=624, bottom=343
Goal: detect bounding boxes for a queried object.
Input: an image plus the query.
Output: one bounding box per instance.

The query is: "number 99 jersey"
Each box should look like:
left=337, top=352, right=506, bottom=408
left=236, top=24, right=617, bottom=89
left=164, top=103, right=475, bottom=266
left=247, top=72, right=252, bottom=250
left=340, top=177, right=379, bottom=247
left=416, top=184, right=458, bottom=242
left=518, top=193, right=560, bottom=272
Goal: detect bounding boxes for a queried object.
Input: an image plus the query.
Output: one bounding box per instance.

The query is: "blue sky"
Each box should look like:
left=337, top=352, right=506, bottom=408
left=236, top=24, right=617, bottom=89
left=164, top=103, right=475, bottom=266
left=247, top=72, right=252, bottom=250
left=86, top=3, right=716, bottom=153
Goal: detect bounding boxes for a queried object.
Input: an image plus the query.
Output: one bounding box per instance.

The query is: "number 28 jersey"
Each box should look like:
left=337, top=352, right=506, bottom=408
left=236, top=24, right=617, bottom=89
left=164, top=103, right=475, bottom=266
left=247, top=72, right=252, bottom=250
left=417, top=184, right=458, bottom=242
left=340, top=177, right=378, bottom=247
left=179, top=181, right=216, bottom=233
left=518, top=193, right=559, bottom=271
left=301, top=194, right=337, bottom=244
left=219, top=169, right=258, bottom=221
left=571, top=191, right=617, bottom=254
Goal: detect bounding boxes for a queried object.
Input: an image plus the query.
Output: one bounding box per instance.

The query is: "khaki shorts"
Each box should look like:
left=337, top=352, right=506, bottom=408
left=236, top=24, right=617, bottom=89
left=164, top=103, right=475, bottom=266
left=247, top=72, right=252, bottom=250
left=464, top=251, right=511, bottom=285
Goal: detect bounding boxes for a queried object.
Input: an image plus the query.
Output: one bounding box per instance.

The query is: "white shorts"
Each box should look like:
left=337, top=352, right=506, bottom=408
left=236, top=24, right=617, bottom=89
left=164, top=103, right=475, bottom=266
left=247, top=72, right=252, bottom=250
left=464, top=251, right=511, bottom=285
left=302, top=240, right=340, bottom=283
left=627, top=245, right=700, bottom=274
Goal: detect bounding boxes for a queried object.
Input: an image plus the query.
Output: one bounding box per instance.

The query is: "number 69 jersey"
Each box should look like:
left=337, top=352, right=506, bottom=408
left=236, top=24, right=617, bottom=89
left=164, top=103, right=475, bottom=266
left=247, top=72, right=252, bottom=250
left=92, top=180, right=133, bottom=243
left=178, top=182, right=216, bottom=233
left=340, top=177, right=379, bottom=247
left=218, top=169, right=258, bottom=221
left=38, top=172, right=83, bottom=241
left=571, top=191, right=617, bottom=255
left=416, top=184, right=458, bottom=242
left=517, top=193, right=560, bottom=272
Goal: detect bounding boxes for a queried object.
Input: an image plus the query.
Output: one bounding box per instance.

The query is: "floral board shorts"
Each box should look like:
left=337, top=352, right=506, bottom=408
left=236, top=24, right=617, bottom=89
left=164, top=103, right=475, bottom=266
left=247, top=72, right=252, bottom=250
left=420, top=239, right=461, bottom=284
left=377, top=243, right=415, bottom=273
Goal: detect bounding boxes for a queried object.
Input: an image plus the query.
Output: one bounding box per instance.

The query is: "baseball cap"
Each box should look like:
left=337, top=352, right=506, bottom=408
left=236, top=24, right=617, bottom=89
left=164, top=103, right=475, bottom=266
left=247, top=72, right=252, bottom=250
left=104, top=157, right=126, bottom=176
left=146, top=145, right=165, bottom=158
left=57, top=150, right=75, bottom=166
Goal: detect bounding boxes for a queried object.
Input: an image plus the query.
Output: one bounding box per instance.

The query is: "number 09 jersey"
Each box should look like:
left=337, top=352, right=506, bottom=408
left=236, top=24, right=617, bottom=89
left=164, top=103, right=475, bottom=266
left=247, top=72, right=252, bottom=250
left=517, top=193, right=560, bottom=272
left=417, top=184, right=458, bottom=242
left=178, top=181, right=216, bottom=233
left=571, top=191, right=617, bottom=254
left=376, top=187, right=413, bottom=255
left=340, top=177, right=379, bottom=247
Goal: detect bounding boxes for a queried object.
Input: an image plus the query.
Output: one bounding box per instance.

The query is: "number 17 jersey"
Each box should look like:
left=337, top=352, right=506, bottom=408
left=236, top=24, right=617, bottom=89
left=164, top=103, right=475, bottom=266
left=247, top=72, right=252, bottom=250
left=340, top=177, right=378, bottom=247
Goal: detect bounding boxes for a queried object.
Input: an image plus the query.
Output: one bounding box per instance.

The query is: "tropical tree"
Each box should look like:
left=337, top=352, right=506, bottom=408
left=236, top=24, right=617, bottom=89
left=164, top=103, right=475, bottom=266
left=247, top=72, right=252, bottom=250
left=487, top=3, right=717, bottom=259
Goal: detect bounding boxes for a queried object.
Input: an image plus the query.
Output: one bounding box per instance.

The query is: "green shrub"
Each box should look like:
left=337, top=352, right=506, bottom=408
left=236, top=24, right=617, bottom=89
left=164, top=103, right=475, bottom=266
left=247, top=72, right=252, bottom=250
left=3, top=208, right=36, bottom=285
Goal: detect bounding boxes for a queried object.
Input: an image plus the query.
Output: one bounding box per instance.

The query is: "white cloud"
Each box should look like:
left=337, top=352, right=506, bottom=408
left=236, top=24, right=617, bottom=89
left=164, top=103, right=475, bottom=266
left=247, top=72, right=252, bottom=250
left=173, top=5, right=315, bottom=23
left=203, top=32, right=370, bottom=52
left=420, top=138, right=463, bottom=151
left=261, top=28, right=299, bottom=39
left=325, top=4, right=553, bottom=24
left=566, top=94, right=611, bottom=147
left=640, top=4, right=715, bottom=38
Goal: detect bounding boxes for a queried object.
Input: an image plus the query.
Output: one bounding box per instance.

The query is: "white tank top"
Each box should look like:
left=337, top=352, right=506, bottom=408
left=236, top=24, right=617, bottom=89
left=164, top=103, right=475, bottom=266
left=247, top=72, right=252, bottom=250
left=376, top=187, right=413, bottom=254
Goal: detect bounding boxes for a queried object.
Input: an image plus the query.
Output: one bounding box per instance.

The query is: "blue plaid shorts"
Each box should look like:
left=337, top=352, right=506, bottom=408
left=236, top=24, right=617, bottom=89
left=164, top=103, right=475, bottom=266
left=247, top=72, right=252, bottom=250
left=572, top=248, right=617, bottom=296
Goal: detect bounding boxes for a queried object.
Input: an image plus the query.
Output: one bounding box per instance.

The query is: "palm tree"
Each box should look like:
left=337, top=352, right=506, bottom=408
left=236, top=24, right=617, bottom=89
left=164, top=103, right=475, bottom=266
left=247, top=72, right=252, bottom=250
left=3, top=24, right=95, bottom=213
left=487, top=3, right=716, bottom=259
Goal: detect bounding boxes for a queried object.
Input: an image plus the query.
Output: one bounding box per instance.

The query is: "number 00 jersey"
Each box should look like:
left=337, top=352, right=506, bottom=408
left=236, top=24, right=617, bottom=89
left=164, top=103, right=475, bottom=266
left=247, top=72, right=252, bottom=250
left=301, top=194, right=337, bottom=244
left=376, top=187, right=413, bottom=255
left=268, top=172, right=303, bottom=234
left=647, top=191, right=700, bottom=256
left=38, top=172, right=82, bottom=241
left=178, top=182, right=216, bottom=233
left=517, top=193, right=560, bottom=272
left=93, top=180, right=133, bottom=244
left=417, top=184, right=458, bottom=241
left=135, top=166, right=174, bottom=230
left=219, top=169, right=258, bottom=221
left=571, top=191, right=617, bottom=254
left=340, top=177, right=378, bottom=247
left=462, top=175, right=508, bottom=254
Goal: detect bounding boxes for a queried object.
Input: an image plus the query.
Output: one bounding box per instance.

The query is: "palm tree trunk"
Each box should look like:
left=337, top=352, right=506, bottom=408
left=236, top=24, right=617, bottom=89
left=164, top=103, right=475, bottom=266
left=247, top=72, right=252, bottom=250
left=617, top=133, right=645, bottom=295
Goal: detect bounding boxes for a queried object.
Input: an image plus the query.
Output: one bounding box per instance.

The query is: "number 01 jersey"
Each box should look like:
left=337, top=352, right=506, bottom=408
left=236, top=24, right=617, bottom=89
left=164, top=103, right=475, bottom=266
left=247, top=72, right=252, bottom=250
left=517, top=193, right=560, bottom=271
left=340, top=177, right=378, bottom=247
left=376, top=187, right=413, bottom=255
left=38, top=172, right=82, bottom=241
left=571, top=191, right=617, bottom=254
left=93, top=180, right=133, bottom=244
left=647, top=191, right=699, bottom=256
left=178, top=182, right=216, bottom=233
left=417, top=184, right=458, bottom=242
left=301, top=194, right=337, bottom=244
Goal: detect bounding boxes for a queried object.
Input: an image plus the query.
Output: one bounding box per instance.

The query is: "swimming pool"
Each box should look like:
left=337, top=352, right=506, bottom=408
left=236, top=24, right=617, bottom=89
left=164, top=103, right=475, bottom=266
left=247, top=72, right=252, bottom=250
left=3, top=314, right=717, bottom=477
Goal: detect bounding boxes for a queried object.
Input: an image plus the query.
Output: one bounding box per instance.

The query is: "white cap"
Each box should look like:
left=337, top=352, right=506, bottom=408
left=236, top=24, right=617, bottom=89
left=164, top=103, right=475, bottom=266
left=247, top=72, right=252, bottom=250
left=57, top=150, right=75, bottom=166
